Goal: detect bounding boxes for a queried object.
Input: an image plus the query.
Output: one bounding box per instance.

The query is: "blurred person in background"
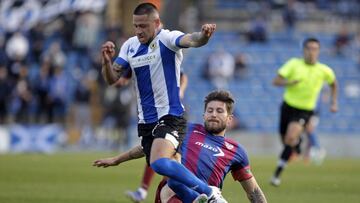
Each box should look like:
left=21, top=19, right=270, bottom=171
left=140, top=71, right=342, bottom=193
left=33, top=60, right=52, bottom=123
left=270, top=38, right=338, bottom=186
left=0, top=66, right=12, bottom=124
left=9, top=64, right=33, bottom=123
left=333, top=26, right=350, bottom=56
left=203, top=47, right=235, bottom=89
left=246, top=16, right=268, bottom=43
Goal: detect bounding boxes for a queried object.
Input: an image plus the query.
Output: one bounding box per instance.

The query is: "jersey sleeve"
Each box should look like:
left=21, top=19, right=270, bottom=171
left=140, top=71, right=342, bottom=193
left=114, top=39, right=130, bottom=69
left=322, top=65, right=336, bottom=85
left=165, top=30, right=188, bottom=51
left=278, top=58, right=296, bottom=78
left=230, top=145, right=253, bottom=182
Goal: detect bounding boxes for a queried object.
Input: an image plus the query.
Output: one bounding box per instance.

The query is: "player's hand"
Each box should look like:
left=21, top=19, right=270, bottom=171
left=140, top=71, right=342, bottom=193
left=201, top=24, right=216, bottom=38
left=93, top=158, right=118, bottom=168
left=101, top=41, right=116, bottom=64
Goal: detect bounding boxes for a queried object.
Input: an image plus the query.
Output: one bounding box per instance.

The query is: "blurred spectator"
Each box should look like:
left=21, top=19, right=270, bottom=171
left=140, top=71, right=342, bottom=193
left=282, top=0, right=297, bottom=34
left=28, top=23, right=45, bottom=64
left=0, top=33, right=8, bottom=67
left=204, top=48, right=235, bottom=89
left=33, top=60, right=52, bottom=123
left=333, top=27, right=350, bottom=56
left=105, top=22, right=125, bottom=50
left=9, top=64, right=33, bottom=123
left=49, top=65, right=68, bottom=125
left=42, top=41, right=66, bottom=70
left=0, top=66, right=12, bottom=123
left=101, top=80, right=134, bottom=150
left=73, top=69, right=97, bottom=147
left=72, top=11, right=101, bottom=71
left=59, top=12, right=76, bottom=51
left=0, top=0, right=41, bottom=34
left=246, top=16, right=268, bottom=43
left=5, top=32, right=29, bottom=61
left=234, top=53, right=248, bottom=79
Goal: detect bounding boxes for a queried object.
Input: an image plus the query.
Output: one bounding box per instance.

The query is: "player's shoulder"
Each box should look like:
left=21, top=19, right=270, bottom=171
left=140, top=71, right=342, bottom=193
left=123, top=36, right=140, bottom=46
left=224, top=137, right=247, bottom=153
left=317, top=61, right=332, bottom=70
left=187, top=123, right=205, bottom=132
left=287, top=57, right=302, bottom=64
left=158, top=29, right=185, bottom=39
left=281, top=57, right=300, bottom=68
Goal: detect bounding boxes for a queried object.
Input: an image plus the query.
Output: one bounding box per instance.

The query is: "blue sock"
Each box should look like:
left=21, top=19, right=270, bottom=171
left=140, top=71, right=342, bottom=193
left=308, top=132, right=320, bottom=148
left=167, top=179, right=199, bottom=203
left=151, top=158, right=212, bottom=196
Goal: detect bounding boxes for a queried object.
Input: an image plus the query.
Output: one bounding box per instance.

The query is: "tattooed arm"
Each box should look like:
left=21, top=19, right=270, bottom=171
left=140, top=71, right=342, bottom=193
left=240, top=177, right=267, bottom=203
left=93, top=145, right=145, bottom=168
left=179, top=24, right=216, bottom=48
left=101, top=41, right=126, bottom=85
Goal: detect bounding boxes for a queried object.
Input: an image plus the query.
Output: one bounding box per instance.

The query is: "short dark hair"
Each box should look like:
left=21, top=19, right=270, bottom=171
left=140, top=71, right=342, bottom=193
left=302, top=37, right=320, bottom=49
left=133, top=3, right=158, bottom=15
left=204, top=90, right=235, bottom=114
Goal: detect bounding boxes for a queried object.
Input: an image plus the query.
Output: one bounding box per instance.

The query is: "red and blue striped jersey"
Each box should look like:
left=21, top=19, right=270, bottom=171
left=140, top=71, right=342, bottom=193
left=181, top=123, right=253, bottom=189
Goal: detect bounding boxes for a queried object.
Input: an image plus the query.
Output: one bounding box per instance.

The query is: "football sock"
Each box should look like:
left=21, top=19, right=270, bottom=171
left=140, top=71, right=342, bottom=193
left=294, top=137, right=302, bottom=154
left=274, top=145, right=292, bottom=178
left=280, top=145, right=293, bottom=161
left=167, top=178, right=199, bottom=203
left=140, top=165, right=155, bottom=190
left=274, top=159, right=287, bottom=178
left=151, top=158, right=212, bottom=196
left=308, top=132, right=320, bottom=148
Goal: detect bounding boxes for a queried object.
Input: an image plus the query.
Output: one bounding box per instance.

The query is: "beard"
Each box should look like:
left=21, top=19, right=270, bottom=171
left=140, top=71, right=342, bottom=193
left=204, top=120, right=226, bottom=134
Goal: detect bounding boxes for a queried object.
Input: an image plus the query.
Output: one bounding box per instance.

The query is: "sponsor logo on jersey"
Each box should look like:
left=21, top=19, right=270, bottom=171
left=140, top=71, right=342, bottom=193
left=195, top=142, right=225, bottom=157
left=130, top=53, right=157, bottom=67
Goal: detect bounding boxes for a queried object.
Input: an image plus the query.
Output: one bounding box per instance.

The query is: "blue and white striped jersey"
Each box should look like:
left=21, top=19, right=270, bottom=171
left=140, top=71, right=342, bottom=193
left=114, top=29, right=186, bottom=124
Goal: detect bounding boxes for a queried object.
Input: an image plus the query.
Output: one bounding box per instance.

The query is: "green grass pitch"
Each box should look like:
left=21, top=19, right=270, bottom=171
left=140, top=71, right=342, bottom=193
left=0, top=153, right=359, bottom=203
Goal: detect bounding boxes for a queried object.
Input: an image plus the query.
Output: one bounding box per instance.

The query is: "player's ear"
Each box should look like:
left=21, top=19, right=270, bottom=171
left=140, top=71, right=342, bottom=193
left=227, top=114, right=234, bottom=125
left=154, top=18, right=161, bottom=27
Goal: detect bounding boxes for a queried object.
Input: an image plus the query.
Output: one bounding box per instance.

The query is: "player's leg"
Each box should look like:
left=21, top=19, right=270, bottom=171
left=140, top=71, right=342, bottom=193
left=271, top=103, right=304, bottom=186
left=271, top=121, right=303, bottom=186
left=167, top=178, right=201, bottom=202
left=150, top=138, right=214, bottom=197
left=125, top=164, right=155, bottom=202
left=306, top=115, right=326, bottom=165
left=149, top=115, right=225, bottom=202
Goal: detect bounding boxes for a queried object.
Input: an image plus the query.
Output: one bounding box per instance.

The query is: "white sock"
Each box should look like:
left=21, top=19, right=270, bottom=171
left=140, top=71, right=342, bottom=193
left=137, top=187, right=147, bottom=198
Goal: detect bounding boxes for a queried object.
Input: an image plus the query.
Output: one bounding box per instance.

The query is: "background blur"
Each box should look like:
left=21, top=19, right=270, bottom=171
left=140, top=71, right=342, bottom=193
left=0, top=0, right=359, bottom=157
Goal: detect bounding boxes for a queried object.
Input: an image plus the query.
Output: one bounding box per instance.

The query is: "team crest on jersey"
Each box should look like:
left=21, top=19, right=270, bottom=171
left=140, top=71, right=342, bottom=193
left=150, top=42, right=157, bottom=50
left=225, top=142, right=234, bottom=150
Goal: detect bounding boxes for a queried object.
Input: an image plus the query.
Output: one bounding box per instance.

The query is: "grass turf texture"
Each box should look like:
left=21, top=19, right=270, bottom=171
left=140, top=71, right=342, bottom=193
left=0, top=153, right=359, bottom=203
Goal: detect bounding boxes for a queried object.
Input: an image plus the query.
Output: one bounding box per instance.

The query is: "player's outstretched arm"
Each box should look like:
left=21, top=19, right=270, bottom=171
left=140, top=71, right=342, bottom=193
left=93, top=145, right=145, bottom=168
left=272, top=75, right=300, bottom=87
left=240, top=177, right=267, bottom=203
left=101, top=41, right=126, bottom=85
left=179, top=24, right=216, bottom=48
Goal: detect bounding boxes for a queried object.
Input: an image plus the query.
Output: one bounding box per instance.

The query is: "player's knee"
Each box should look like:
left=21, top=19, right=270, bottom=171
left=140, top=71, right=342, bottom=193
left=151, top=158, right=174, bottom=176
left=284, top=133, right=299, bottom=146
